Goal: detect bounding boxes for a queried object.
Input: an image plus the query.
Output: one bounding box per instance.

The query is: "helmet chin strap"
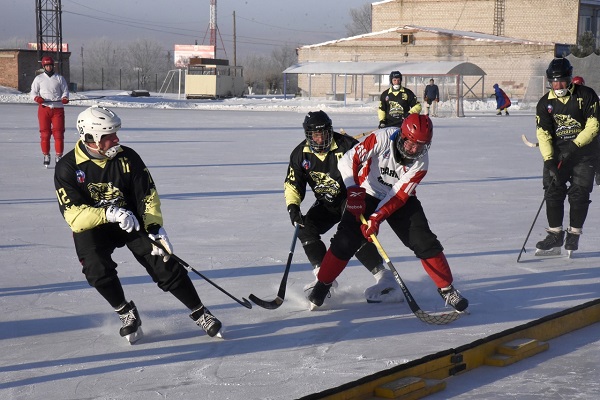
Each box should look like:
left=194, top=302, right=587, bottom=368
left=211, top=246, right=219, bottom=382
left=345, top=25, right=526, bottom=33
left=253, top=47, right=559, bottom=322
left=83, top=142, right=121, bottom=159
left=554, top=88, right=569, bottom=97
left=392, top=84, right=401, bottom=90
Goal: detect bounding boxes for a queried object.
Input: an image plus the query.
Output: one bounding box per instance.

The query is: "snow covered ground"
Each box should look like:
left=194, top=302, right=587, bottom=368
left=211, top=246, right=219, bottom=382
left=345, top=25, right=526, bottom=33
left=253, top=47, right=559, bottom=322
left=1, top=89, right=599, bottom=399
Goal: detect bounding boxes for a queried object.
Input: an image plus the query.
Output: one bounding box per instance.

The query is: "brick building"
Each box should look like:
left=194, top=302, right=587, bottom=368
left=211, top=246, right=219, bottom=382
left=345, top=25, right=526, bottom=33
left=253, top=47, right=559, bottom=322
left=296, top=0, right=600, bottom=101
left=0, top=49, right=71, bottom=93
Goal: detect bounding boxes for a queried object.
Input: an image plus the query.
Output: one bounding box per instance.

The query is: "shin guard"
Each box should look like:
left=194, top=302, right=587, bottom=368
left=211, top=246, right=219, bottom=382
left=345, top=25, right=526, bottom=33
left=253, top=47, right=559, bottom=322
left=316, top=250, right=349, bottom=284
left=420, top=252, right=453, bottom=288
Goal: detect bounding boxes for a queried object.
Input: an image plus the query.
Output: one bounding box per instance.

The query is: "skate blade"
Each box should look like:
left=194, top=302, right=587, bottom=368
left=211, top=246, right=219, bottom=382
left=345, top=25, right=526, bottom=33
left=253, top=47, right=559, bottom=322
left=535, top=247, right=562, bottom=256
left=567, top=250, right=574, bottom=258
left=124, top=327, right=143, bottom=344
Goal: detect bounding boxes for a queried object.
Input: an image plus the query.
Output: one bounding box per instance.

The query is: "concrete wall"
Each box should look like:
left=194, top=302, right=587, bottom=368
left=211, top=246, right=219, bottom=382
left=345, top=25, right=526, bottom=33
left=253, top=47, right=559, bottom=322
left=372, top=0, right=580, bottom=44
left=297, top=29, right=554, bottom=100
left=296, top=0, right=588, bottom=100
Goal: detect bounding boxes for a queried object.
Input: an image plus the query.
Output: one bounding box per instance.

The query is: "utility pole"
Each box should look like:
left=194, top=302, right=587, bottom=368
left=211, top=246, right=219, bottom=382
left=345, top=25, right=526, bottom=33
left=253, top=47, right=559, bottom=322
left=233, top=11, right=237, bottom=67
left=81, top=46, right=84, bottom=91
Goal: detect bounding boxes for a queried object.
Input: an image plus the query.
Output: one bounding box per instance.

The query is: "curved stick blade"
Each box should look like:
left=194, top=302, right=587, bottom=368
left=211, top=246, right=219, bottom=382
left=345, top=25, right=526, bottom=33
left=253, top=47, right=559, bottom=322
left=248, top=294, right=284, bottom=310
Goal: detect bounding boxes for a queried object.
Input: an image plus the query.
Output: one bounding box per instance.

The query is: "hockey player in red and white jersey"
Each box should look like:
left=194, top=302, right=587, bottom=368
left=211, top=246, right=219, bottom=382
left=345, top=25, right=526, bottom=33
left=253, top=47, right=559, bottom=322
left=30, top=56, right=69, bottom=168
left=285, top=110, right=402, bottom=303
left=307, top=114, right=469, bottom=312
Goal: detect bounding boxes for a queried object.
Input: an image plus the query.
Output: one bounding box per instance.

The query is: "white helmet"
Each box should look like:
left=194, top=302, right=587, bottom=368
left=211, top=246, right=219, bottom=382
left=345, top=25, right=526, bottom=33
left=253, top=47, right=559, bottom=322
left=77, top=106, right=122, bottom=158
left=77, top=106, right=121, bottom=142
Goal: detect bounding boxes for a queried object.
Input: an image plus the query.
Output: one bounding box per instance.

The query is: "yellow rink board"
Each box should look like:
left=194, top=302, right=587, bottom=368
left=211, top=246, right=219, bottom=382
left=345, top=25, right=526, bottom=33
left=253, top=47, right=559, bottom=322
left=298, top=298, right=600, bottom=400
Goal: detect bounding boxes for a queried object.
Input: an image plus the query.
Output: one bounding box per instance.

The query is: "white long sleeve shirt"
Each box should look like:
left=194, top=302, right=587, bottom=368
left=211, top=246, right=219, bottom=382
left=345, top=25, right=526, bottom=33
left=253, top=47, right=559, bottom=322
left=338, top=127, right=428, bottom=213
left=30, top=72, right=69, bottom=109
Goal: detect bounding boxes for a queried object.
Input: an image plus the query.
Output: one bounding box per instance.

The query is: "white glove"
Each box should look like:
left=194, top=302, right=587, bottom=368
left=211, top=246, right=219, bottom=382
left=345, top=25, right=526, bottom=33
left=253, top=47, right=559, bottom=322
left=148, top=227, right=173, bottom=262
left=105, top=205, right=140, bottom=233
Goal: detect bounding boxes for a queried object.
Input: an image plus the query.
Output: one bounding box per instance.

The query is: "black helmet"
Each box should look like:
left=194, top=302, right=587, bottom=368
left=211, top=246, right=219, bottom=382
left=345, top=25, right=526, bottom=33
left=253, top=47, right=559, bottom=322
left=390, top=70, right=402, bottom=82
left=303, top=110, right=333, bottom=153
left=546, top=58, right=573, bottom=82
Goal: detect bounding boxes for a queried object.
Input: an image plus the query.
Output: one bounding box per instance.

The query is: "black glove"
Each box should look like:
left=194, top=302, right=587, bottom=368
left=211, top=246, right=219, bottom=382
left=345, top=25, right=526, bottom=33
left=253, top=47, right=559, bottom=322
left=378, top=120, right=386, bottom=129
left=544, top=159, right=560, bottom=183
left=287, top=204, right=304, bottom=227
left=559, top=141, right=579, bottom=162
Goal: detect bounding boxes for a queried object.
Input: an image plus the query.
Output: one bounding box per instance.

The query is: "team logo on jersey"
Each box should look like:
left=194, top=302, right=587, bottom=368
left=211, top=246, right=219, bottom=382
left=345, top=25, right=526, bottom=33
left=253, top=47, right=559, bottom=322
left=554, top=114, right=582, bottom=139
left=309, top=171, right=340, bottom=202
left=302, top=159, right=311, bottom=170
left=547, top=104, right=553, bottom=113
left=88, top=182, right=125, bottom=207
left=382, top=148, right=391, bottom=159
left=76, top=170, right=85, bottom=183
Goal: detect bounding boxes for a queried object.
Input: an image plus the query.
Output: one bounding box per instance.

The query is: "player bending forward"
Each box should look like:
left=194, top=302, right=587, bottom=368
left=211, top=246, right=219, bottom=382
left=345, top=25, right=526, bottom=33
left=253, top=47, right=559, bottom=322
left=307, top=114, right=469, bottom=313
left=54, top=106, right=222, bottom=343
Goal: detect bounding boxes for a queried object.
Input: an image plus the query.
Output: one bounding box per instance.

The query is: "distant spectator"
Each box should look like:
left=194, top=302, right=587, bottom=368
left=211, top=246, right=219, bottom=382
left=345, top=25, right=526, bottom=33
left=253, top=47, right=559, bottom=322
left=493, top=83, right=511, bottom=116
left=423, top=79, right=439, bottom=117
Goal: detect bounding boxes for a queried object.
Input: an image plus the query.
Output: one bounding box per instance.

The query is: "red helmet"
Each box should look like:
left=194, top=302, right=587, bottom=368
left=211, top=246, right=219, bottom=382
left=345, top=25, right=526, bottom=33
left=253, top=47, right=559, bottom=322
left=397, top=114, right=433, bottom=160
left=41, top=56, right=54, bottom=66
left=572, top=76, right=585, bottom=85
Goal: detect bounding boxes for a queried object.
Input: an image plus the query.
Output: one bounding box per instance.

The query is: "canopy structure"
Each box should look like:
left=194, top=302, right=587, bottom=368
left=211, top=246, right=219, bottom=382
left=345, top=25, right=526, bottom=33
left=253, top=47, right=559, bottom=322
left=283, top=61, right=487, bottom=116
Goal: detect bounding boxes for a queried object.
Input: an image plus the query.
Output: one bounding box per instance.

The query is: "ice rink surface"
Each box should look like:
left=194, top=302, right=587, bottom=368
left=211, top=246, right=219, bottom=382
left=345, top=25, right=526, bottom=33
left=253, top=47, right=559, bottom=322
left=1, top=94, right=599, bottom=399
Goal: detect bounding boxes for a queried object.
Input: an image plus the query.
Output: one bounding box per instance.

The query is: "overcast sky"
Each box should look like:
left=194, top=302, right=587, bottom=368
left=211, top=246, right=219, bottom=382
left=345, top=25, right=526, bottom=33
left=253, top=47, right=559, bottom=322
left=1, top=0, right=372, bottom=60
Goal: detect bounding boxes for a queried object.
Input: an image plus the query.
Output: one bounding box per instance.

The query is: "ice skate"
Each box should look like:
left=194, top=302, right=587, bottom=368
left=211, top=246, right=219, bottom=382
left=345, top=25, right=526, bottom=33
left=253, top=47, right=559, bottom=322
left=535, top=229, right=564, bottom=256
left=307, top=281, right=332, bottom=310
left=438, top=285, right=469, bottom=312
left=303, top=266, right=337, bottom=293
left=505, top=111, right=509, bottom=116
left=364, top=269, right=403, bottom=303
left=55, top=154, right=62, bottom=164
left=43, top=154, right=51, bottom=168
left=116, top=300, right=143, bottom=344
left=190, top=306, right=222, bottom=338
left=564, top=229, right=581, bottom=258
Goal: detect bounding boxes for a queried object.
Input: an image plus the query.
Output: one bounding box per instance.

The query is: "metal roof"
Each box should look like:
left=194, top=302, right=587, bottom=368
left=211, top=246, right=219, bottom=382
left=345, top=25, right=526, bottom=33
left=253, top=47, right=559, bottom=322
left=283, top=61, right=486, bottom=76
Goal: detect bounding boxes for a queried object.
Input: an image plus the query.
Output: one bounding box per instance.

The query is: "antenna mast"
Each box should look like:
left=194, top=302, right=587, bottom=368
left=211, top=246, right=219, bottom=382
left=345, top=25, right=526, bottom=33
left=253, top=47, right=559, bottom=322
left=210, top=0, right=217, bottom=57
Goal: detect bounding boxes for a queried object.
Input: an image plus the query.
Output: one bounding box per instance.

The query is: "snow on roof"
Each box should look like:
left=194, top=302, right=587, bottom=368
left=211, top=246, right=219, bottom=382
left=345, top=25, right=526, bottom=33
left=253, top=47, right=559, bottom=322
left=405, top=25, right=555, bottom=45
left=283, top=61, right=486, bottom=76
left=299, top=25, right=555, bottom=49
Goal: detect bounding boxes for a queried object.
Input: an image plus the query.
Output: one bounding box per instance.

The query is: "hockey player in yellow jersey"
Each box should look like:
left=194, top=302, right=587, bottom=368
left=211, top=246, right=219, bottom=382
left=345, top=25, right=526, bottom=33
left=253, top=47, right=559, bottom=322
left=378, top=71, right=421, bottom=128
left=285, top=110, right=402, bottom=303
left=54, top=106, right=222, bottom=343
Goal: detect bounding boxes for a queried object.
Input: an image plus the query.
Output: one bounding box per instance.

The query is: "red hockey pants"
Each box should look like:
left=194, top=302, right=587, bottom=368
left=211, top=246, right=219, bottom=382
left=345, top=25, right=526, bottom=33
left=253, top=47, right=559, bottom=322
left=38, top=105, right=65, bottom=155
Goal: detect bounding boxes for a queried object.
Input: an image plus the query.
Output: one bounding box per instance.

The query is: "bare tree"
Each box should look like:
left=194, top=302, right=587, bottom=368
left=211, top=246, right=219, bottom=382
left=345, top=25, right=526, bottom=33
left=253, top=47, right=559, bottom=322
left=241, top=54, right=269, bottom=95
left=125, top=39, right=171, bottom=90
left=82, top=38, right=124, bottom=89
left=346, top=4, right=372, bottom=37
left=570, top=32, right=600, bottom=57
left=268, top=45, right=298, bottom=94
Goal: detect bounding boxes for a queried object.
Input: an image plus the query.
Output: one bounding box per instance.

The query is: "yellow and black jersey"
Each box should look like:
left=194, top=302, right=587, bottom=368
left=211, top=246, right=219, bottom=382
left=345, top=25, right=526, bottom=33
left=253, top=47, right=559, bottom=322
left=284, top=132, right=358, bottom=208
left=536, top=84, right=600, bottom=161
left=54, top=140, right=163, bottom=233
left=378, top=87, right=421, bottom=127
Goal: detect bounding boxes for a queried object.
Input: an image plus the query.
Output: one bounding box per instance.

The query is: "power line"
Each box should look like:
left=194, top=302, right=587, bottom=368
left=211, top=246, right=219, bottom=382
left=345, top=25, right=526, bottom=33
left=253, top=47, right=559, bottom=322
left=62, top=1, right=343, bottom=48
left=63, top=10, right=314, bottom=48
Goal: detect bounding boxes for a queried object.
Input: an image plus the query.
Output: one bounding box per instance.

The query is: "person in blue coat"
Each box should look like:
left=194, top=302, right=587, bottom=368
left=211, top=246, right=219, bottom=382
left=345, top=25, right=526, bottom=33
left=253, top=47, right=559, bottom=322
left=493, top=83, right=511, bottom=115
